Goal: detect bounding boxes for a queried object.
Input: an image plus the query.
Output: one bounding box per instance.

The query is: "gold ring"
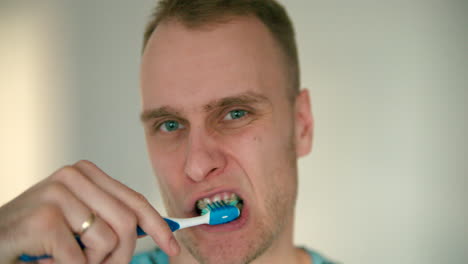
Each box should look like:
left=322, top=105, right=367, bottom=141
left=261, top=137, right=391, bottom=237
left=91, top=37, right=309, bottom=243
left=79, top=213, right=96, bottom=235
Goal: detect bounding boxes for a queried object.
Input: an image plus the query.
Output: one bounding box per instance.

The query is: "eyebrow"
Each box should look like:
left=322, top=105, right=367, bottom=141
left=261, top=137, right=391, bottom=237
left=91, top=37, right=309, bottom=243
left=203, top=91, right=270, bottom=111
left=140, top=106, right=183, bottom=123
left=140, top=91, right=271, bottom=123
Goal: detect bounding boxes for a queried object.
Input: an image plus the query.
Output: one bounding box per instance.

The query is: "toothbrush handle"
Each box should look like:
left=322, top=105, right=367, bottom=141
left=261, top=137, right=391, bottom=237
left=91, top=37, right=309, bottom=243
left=137, top=218, right=180, bottom=236
left=18, top=218, right=177, bottom=262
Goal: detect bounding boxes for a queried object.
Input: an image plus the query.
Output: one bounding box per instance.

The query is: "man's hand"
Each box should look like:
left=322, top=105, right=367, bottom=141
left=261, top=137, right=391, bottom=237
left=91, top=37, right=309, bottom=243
left=0, top=160, right=179, bottom=264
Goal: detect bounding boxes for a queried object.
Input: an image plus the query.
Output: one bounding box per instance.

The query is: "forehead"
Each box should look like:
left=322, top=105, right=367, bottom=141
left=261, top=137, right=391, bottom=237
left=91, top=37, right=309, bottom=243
left=140, top=16, right=288, bottom=111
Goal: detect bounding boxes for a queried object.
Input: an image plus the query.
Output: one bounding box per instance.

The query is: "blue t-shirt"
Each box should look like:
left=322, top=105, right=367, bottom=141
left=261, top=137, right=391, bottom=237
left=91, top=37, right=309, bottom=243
left=131, top=247, right=335, bottom=264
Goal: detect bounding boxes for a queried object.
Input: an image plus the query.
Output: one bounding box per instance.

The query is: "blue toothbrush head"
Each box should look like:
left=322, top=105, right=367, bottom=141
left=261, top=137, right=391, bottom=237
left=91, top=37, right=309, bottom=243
left=206, top=201, right=240, bottom=225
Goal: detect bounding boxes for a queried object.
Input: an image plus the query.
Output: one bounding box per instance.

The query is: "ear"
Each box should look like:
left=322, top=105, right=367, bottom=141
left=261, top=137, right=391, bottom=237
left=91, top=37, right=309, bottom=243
left=294, top=89, right=314, bottom=157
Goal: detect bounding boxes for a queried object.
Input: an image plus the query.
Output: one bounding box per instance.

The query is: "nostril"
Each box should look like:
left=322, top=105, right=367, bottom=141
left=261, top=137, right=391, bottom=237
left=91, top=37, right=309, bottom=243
left=208, top=167, right=218, bottom=175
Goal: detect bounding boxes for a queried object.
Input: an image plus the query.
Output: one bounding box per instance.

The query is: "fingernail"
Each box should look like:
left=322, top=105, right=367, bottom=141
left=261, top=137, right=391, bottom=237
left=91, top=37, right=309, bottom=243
left=170, top=236, right=180, bottom=255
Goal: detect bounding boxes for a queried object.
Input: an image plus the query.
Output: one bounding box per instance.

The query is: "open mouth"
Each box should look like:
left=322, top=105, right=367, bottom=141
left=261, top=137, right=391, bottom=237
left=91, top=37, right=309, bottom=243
left=195, top=192, right=244, bottom=216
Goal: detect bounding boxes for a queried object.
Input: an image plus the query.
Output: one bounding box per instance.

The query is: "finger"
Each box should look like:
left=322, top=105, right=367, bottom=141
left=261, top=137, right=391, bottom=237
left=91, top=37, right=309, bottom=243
left=39, top=181, right=117, bottom=264
left=80, top=215, right=118, bottom=264
left=47, top=220, right=85, bottom=264
left=49, top=165, right=138, bottom=264
left=37, top=259, right=54, bottom=264
left=73, top=160, right=180, bottom=256
left=24, top=204, right=86, bottom=264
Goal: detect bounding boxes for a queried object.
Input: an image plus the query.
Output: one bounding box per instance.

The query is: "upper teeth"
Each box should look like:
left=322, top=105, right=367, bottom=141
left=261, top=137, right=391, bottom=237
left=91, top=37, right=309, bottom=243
left=196, top=192, right=240, bottom=210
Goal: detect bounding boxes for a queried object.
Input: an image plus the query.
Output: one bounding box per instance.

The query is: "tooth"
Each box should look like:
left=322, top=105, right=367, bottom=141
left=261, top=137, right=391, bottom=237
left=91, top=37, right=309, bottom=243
left=197, top=199, right=206, bottom=210
left=231, top=193, right=238, bottom=201
left=197, top=199, right=205, bottom=206
left=196, top=193, right=243, bottom=213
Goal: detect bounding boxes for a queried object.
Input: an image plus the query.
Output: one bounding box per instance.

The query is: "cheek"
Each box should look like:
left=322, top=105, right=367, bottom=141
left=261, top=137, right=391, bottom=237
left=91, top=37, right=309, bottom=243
left=147, top=135, right=185, bottom=175
left=222, top=128, right=263, bottom=160
left=223, top=124, right=286, bottom=182
left=225, top=118, right=296, bottom=191
left=147, top=139, right=187, bottom=205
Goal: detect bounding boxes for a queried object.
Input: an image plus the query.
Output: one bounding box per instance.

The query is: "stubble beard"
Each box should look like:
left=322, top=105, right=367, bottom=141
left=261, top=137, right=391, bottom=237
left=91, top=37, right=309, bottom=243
left=178, top=139, right=298, bottom=264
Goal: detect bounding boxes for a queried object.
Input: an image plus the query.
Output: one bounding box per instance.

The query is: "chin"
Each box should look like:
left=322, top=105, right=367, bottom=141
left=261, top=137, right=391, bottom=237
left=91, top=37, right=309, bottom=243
left=178, top=211, right=276, bottom=264
left=181, top=234, right=271, bottom=264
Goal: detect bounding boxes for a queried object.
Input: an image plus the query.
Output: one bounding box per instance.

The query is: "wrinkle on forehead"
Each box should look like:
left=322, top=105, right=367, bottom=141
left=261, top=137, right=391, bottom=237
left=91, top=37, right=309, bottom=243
left=140, top=16, right=289, bottom=121
left=140, top=91, right=271, bottom=123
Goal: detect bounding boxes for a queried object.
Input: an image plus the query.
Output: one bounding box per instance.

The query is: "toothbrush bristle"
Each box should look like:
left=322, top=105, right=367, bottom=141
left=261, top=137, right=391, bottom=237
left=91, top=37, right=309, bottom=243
left=207, top=201, right=240, bottom=225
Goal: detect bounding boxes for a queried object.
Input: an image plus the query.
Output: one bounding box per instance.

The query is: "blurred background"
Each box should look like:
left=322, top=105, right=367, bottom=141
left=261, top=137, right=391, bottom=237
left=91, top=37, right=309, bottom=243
left=1, top=0, right=467, bottom=263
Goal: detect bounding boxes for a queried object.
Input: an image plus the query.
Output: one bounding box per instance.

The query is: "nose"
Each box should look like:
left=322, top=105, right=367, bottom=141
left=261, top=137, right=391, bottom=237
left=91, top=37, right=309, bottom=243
left=184, top=130, right=226, bottom=182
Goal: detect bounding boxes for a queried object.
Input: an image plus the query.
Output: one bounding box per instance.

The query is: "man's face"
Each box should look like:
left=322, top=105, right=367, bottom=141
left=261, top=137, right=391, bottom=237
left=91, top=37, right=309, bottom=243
left=140, top=17, right=311, bottom=264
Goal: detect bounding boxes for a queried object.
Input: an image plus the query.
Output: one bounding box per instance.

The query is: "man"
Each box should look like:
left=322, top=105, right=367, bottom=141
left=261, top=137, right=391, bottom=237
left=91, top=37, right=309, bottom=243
left=0, top=0, right=333, bottom=263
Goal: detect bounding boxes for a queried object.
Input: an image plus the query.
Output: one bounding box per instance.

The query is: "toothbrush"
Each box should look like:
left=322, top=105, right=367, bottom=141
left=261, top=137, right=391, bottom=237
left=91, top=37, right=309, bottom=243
left=19, top=200, right=240, bottom=262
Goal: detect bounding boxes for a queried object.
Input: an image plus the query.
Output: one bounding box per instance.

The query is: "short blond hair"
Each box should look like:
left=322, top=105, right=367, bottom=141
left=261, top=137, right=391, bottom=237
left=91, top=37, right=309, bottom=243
left=143, top=0, right=300, bottom=99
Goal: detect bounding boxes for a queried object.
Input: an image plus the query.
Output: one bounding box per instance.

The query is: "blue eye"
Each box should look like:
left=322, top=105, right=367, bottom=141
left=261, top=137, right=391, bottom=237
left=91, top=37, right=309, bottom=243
left=160, top=120, right=184, bottom=132
left=224, top=109, right=248, bottom=120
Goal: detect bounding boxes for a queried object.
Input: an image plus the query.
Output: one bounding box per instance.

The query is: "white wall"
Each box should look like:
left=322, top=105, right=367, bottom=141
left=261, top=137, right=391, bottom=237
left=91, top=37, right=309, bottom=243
left=1, top=0, right=467, bottom=263
left=292, top=1, right=468, bottom=263
left=0, top=1, right=71, bottom=209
